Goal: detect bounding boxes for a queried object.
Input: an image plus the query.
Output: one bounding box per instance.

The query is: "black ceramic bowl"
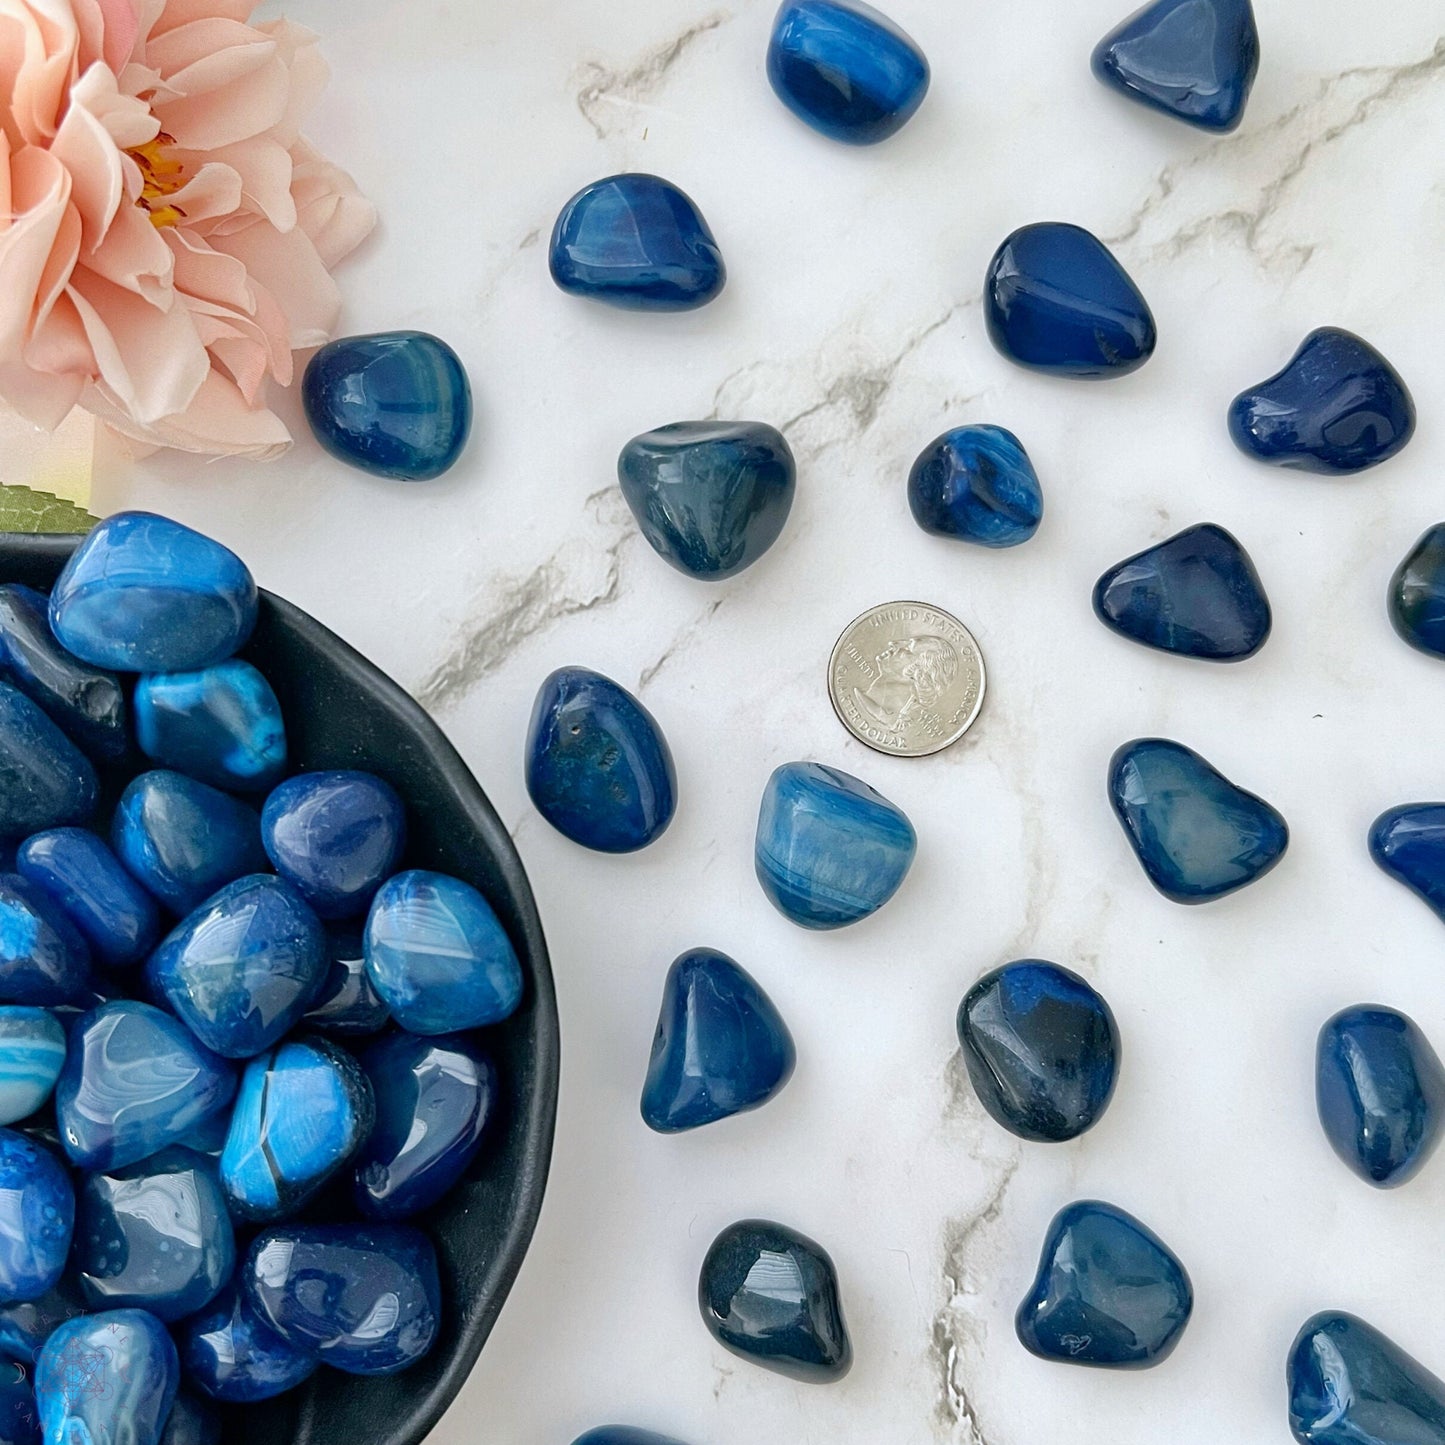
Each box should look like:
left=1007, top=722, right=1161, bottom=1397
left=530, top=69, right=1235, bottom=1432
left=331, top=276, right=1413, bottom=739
left=0, top=534, right=559, bottom=1445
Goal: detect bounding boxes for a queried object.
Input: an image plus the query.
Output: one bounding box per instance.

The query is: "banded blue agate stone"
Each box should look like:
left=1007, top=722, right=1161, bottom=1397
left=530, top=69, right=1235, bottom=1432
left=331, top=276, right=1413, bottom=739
left=1288, top=1311, right=1445, bottom=1445
left=17, top=830, right=161, bottom=970
left=36, top=1310, right=177, bottom=1445
left=549, top=174, right=725, bottom=311
left=179, top=1284, right=318, bottom=1403
left=985, top=223, right=1156, bottom=378
left=353, top=1031, right=496, bottom=1219
left=0, top=1282, right=85, bottom=1364
left=1016, top=1200, right=1192, bottom=1368
left=1229, top=329, right=1416, bottom=475
left=0, top=1361, right=36, bottom=1445
left=261, top=770, right=406, bottom=919
left=303, top=332, right=472, bottom=482
left=618, top=421, right=796, bottom=580
left=365, top=871, right=523, bottom=1034
left=49, top=512, right=257, bottom=673
left=56, top=1001, right=237, bottom=1172
left=957, top=960, right=1119, bottom=1142
left=0, top=1009, right=65, bottom=1125
left=755, top=761, right=916, bottom=929
left=112, top=771, right=266, bottom=916
left=0, top=875, right=89, bottom=1005
left=304, top=929, right=390, bottom=1036
left=1317, top=1006, right=1445, bottom=1188
left=74, top=1147, right=235, bottom=1320
left=1389, top=525, right=1445, bottom=659
left=1108, top=738, right=1288, bottom=903
left=907, top=425, right=1042, bottom=548
left=0, top=682, right=97, bottom=841
left=1092, top=0, right=1260, bottom=132
left=0, top=1130, right=72, bottom=1301
left=0, top=585, right=126, bottom=762
left=220, top=1036, right=373, bottom=1220
left=699, top=1219, right=851, bottom=1383
left=1093, top=522, right=1271, bottom=661
left=641, top=949, right=796, bottom=1133
left=573, top=1432, right=690, bottom=1445
left=767, top=0, right=929, bottom=144
left=161, top=1392, right=219, bottom=1445
left=1369, top=805, right=1445, bottom=923
left=243, top=1224, right=441, bottom=1375
left=526, top=668, right=677, bottom=853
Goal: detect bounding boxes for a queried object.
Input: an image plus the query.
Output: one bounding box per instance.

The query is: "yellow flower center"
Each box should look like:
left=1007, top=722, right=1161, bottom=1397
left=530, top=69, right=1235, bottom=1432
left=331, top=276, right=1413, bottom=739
left=129, top=134, right=187, bottom=228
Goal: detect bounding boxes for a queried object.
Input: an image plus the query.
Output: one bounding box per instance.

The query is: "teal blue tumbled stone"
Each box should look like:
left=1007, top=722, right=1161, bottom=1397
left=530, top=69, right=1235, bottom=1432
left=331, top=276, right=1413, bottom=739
left=36, top=1310, right=177, bottom=1445
left=0, top=1009, right=64, bottom=1125
left=0, top=682, right=98, bottom=842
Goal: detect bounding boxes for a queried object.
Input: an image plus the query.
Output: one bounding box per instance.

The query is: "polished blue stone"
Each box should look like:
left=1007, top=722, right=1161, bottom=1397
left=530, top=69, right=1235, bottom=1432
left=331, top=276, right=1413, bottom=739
left=36, top=1310, right=177, bottom=1445
left=549, top=174, right=725, bottom=312
left=56, top=1001, right=237, bottom=1172
left=1092, top=0, right=1260, bottom=132
left=1288, top=1311, right=1445, bottom=1445
left=179, top=1284, right=317, bottom=1403
left=302, top=332, right=472, bottom=482
left=74, top=1146, right=235, bottom=1320
left=907, top=425, right=1041, bottom=548
left=260, top=770, right=406, bottom=919
left=755, top=761, right=916, bottom=929
left=0, top=1281, right=84, bottom=1365
left=0, top=875, right=89, bottom=1006
left=957, top=960, right=1120, bottom=1143
left=0, top=1009, right=65, bottom=1126
left=0, top=682, right=97, bottom=841
left=364, top=870, right=523, bottom=1034
left=49, top=512, right=257, bottom=673
left=112, top=771, right=266, bottom=916
left=573, top=1433, right=689, bottom=1445
left=641, top=948, right=795, bottom=1133
left=985, top=223, right=1156, bottom=378
left=1108, top=738, right=1288, bottom=903
left=160, top=1392, right=219, bottom=1445
left=1369, top=805, right=1445, bottom=923
left=618, top=421, right=796, bottom=580
left=303, top=928, right=390, bottom=1036
left=16, top=829, right=161, bottom=970
left=148, top=875, right=326, bottom=1059
left=1093, top=522, right=1271, bottom=661
left=242, top=1224, right=440, bottom=1375
left=1229, top=328, right=1416, bottom=475
left=699, top=1219, right=851, bottom=1383
left=1389, top=525, right=1445, bottom=660
left=220, top=1036, right=373, bottom=1221
left=1317, top=1006, right=1445, bottom=1189
left=0, top=1129, right=72, bottom=1301
left=0, top=1361, right=37, bottom=1445
left=525, top=668, right=677, bottom=853
left=0, top=585, right=126, bottom=762
left=353, top=1031, right=496, bottom=1219
left=767, top=0, right=929, bottom=145
left=1016, top=1200, right=1192, bottom=1368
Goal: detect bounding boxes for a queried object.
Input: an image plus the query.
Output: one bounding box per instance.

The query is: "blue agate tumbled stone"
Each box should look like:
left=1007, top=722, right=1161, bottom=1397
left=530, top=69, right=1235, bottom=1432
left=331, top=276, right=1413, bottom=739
left=0, top=682, right=97, bottom=841
left=0, top=1361, right=36, bottom=1445
left=549, top=174, right=725, bottom=311
left=0, top=1009, right=65, bottom=1125
left=1016, top=1200, right=1192, bottom=1368
left=573, top=1432, right=690, bottom=1445
left=179, top=1284, right=318, bottom=1403
left=49, top=512, right=257, bottom=673
left=1369, top=805, right=1445, bottom=923
left=618, top=421, right=796, bottom=580
left=1317, top=1006, right=1445, bottom=1189
left=0, top=1129, right=72, bottom=1301
left=243, top=1224, right=441, bottom=1375
left=1389, top=525, right=1445, bottom=660
left=755, top=761, right=916, bottom=929
left=1092, top=0, right=1260, bottom=132
left=1093, top=522, right=1271, bottom=661
left=985, top=223, right=1156, bottom=379
left=260, top=770, right=406, bottom=919
left=36, top=1310, right=177, bottom=1445
left=957, top=960, right=1120, bottom=1143
left=1228, top=328, right=1416, bottom=475
left=1108, top=738, right=1288, bottom=903
left=526, top=668, right=677, bottom=853
left=303, top=332, right=472, bottom=482
left=1288, top=1311, right=1445, bottom=1445
left=907, top=425, right=1042, bottom=548
left=699, top=1219, right=851, bottom=1383
left=0, top=875, right=89, bottom=1006
left=303, top=929, right=390, bottom=1036
left=641, top=948, right=796, bottom=1133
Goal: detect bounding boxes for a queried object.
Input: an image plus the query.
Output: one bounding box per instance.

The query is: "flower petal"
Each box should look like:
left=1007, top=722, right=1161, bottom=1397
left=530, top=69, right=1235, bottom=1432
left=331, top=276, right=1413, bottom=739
left=207, top=214, right=337, bottom=348
left=290, top=142, right=374, bottom=268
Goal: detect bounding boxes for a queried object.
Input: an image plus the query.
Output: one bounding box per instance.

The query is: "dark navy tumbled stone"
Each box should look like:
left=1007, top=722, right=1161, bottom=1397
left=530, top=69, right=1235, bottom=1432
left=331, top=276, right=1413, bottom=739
left=1093, top=522, right=1271, bottom=661
left=36, top=1310, right=177, bottom=1445
left=526, top=667, right=677, bottom=853
left=1092, top=0, right=1260, bottom=132
left=1370, top=805, right=1445, bottom=923
left=699, top=1219, right=851, bottom=1383
left=985, top=223, right=1156, bottom=378
left=1389, top=525, right=1445, bottom=660
left=0, top=1008, right=65, bottom=1126
left=1108, top=737, right=1288, bottom=903
left=1228, top=328, right=1416, bottom=475
left=0, top=1129, right=72, bottom=1301
left=907, top=425, right=1042, bottom=548
left=0, top=1361, right=36, bottom=1445
left=572, top=1431, right=690, bottom=1445
left=49, top=512, right=257, bottom=673
left=1016, top=1200, right=1192, bottom=1368
left=179, top=1284, right=318, bottom=1403
left=0, top=682, right=97, bottom=841
left=1317, top=1006, right=1445, bottom=1189
left=549, top=174, right=725, bottom=312
left=0, top=1281, right=84, bottom=1366
left=755, top=761, right=916, bottom=929
left=243, top=1224, right=440, bottom=1375
left=957, top=960, right=1120, bottom=1143
left=303, top=928, right=390, bottom=1036
left=0, top=875, right=89, bottom=1006
left=161, top=1392, right=220, bottom=1445
left=642, top=948, right=796, bottom=1133
left=302, top=332, right=472, bottom=482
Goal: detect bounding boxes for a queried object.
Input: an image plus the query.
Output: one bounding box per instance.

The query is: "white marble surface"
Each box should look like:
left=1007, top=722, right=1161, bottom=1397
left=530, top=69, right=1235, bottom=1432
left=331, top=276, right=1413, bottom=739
left=94, top=1, right=1445, bottom=1440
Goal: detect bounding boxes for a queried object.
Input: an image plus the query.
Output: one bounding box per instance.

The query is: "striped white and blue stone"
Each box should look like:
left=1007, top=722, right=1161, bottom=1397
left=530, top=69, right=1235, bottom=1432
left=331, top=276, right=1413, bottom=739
left=0, top=1008, right=65, bottom=1126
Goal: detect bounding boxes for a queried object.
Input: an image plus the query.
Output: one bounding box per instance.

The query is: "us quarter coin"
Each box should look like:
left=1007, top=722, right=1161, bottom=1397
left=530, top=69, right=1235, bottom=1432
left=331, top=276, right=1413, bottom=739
left=827, top=601, right=986, bottom=757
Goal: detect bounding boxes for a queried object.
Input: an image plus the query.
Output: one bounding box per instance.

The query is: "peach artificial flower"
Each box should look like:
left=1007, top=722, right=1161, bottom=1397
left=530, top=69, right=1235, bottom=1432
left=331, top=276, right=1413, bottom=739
left=0, top=0, right=375, bottom=458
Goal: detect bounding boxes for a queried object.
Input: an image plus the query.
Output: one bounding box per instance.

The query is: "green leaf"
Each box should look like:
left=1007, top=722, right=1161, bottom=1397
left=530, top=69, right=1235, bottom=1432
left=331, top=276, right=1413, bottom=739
left=0, top=484, right=98, bottom=535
